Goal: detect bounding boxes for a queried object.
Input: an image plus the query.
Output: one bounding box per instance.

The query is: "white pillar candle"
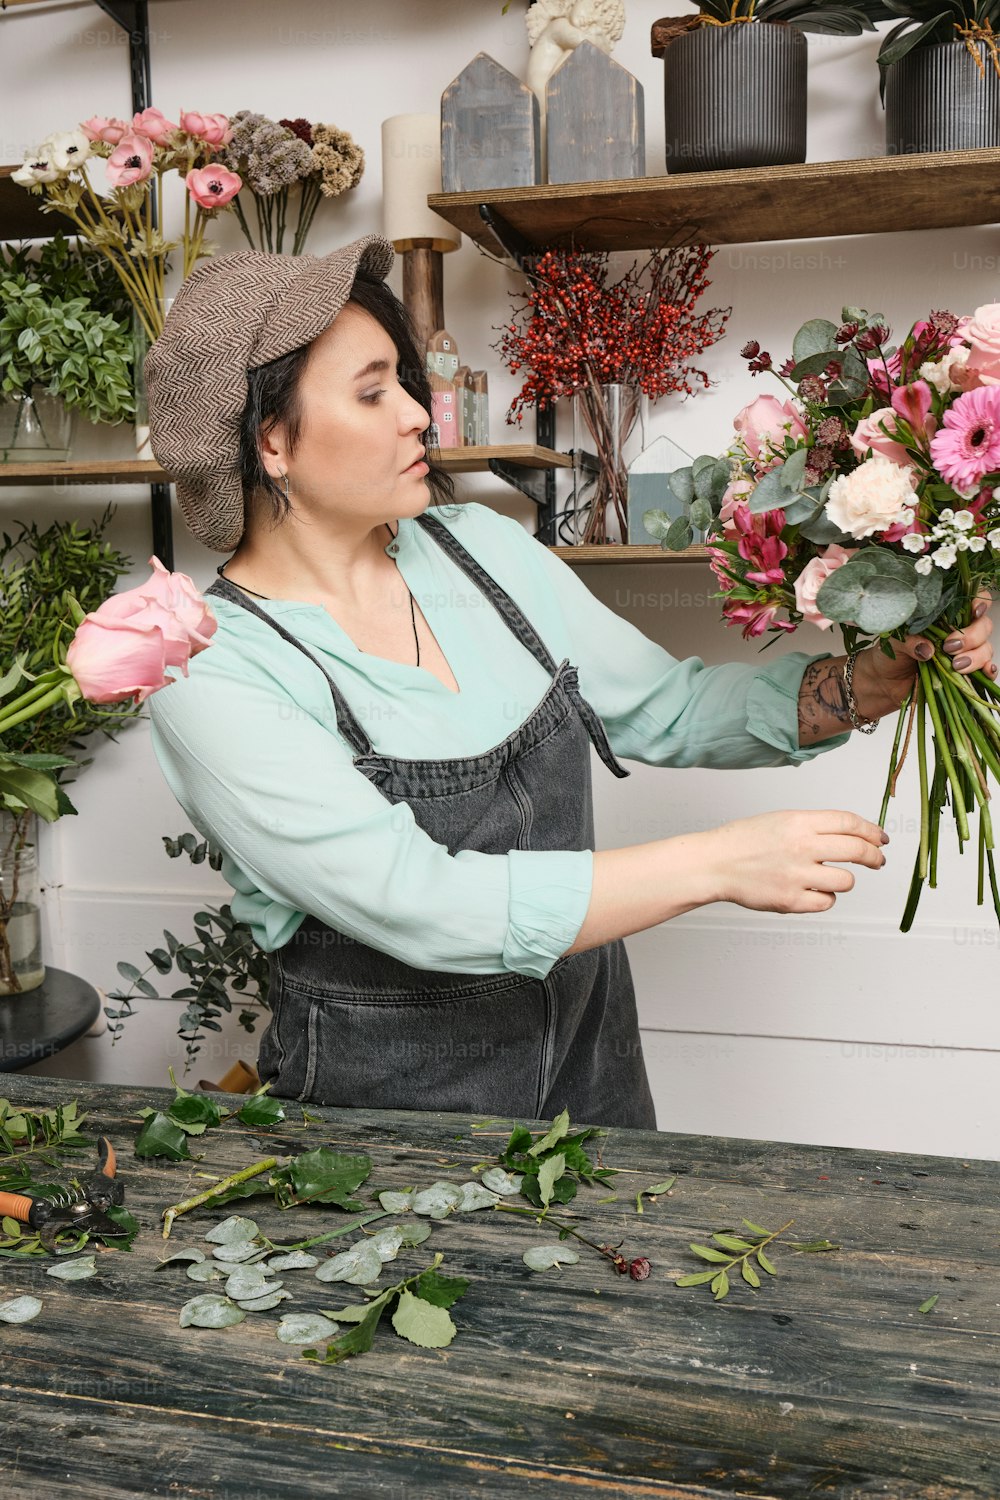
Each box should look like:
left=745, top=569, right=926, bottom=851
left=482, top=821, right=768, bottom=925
left=381, top=113, right=462, bottom=252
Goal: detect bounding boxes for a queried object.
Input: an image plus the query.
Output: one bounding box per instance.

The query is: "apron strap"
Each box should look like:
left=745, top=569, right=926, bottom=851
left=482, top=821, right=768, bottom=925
left=203, top=576, right=375, bottom=756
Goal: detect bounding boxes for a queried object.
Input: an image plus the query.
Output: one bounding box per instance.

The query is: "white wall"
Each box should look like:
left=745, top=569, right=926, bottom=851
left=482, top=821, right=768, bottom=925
left=3, top=0, right=997, bottom=1158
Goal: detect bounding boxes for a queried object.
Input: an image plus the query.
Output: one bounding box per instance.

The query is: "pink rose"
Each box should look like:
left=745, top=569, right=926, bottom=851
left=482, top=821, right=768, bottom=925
left=793, top=544, right=858, bottom=631
left=180, top=111, right=234, bottom=146
left=130, top=107, right=179, bottom=144
left=186, top=165, right=242, bottom=209
left=849, top=407, right=912, bottom=467
left=105, top=132, right=154, bottom=187
left=733, top=396, right=807, bottom=460
left=966, top=303, right=1000, bottom=386
left=79, top=115, right=130, bottom=145
left=64, top=557, right=216, bottom=705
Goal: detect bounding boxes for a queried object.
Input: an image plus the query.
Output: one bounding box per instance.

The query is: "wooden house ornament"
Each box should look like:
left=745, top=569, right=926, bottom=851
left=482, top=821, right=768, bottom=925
left=425, top=331, right=490, bottom=447
left=440, top=52, right=542, bottom=192
left=627, top=434, right=704, bottom=546
left=545, top=40, right=645, bottom=185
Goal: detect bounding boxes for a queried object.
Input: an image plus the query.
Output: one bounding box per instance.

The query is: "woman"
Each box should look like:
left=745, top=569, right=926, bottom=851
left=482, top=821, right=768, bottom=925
left=144, top=235, right=995, bottom=1130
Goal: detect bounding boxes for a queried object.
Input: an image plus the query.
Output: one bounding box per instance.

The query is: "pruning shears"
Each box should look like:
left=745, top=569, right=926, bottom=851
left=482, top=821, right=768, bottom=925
left=0, top=1135, right=125, bottom=1252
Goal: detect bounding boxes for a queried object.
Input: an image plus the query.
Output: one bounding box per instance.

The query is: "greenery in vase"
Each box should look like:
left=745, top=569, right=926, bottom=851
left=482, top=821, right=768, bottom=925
left=0, top=234, right=135, bottom=424
left=652, top=0, right=886, bottom=36
left=105, top=833, right=270, bottom=1073
left=0, top=506, right=140, bottom=825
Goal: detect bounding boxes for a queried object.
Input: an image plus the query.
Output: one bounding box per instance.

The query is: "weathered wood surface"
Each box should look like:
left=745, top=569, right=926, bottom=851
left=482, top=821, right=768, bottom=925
left=0, top=1075, right=997, bottom=1499
left=441, top=52, right=541, bottom=193
left=545, top=42, right=645, bottom=187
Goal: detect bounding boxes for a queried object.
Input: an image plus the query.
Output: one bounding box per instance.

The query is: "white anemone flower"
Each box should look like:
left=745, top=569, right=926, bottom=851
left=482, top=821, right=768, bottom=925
left=45, top=129, right=92, bottom=173
left=12, top=149, right=60, bottom=185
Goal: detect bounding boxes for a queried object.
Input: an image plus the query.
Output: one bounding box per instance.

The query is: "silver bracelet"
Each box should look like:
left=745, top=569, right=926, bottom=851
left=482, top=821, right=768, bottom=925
left=843, top=648, right=880, bottom=733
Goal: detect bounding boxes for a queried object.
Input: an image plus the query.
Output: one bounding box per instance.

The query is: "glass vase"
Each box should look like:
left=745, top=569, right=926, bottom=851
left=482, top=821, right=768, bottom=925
left=571, top=382, right=647, bottom=545
left=0, top=810, right=45, bottom=996
left=0, top=392, right=76, bottom=462
left=132, top=299, right=172, bottom=460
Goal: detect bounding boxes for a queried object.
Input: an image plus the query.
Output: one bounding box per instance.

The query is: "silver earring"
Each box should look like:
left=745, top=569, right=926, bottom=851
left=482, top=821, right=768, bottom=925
left=278, top=471, right=290, bottom=501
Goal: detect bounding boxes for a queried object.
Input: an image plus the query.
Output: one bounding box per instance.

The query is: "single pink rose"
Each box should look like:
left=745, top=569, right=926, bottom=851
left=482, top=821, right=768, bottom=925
left=65, top=616, right=173, bottom=705
left=949, top=315, right=973, bottom=348
left=92, top=594, right=194, bottom=673
left=134, top=556, right=217, bottom=651
left=80, top=115, right=130, bottom=145
left=130, top=107, right=179, bottom=144
left=105, top=131, right=154, bottom=186
left=180, top=111, right=233, bottom=146
left=849, top=407, right=912, bottom=467
left=966, top=304, right=1000, bottom=385
left=186, top=164, right=242, bottom=209
left=733, top=395, right=807, bottom=460
left=793, top=544, right=858, bottom=630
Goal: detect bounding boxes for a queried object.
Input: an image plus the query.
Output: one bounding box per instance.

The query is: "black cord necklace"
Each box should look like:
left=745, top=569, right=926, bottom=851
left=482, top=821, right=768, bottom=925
left=216, top=522, right=420, bottom=665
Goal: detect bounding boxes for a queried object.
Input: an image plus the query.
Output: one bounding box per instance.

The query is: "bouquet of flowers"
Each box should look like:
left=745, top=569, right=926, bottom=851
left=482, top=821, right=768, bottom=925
left=645, top=304, right=1000, bottom=930
left=491, top=245, right=730, bottom=543
left=13, top=108, right=242, bottom=341
left=216, top=112, right=365, bottom=255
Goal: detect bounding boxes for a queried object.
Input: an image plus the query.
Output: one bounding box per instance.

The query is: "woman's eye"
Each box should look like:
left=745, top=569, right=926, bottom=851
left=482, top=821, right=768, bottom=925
left=361, top=389, right=387, bottom=404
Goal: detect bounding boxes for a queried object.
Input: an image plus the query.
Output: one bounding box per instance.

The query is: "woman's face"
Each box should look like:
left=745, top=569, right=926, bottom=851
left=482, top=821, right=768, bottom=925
left=262, top=301, right=433, bottom=532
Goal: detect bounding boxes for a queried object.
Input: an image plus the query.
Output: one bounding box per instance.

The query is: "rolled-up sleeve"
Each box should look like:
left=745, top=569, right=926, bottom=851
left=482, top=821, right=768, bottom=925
left=494, top=514, right=852, bottom=769
left=147, top=657, right=592, bottom=978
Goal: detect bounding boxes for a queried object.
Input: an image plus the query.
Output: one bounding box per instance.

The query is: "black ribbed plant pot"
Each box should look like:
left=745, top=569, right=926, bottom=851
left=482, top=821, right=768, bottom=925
left=885, top=41, right=1000, bottom=154
left=662, top=22, right=807, bottom=174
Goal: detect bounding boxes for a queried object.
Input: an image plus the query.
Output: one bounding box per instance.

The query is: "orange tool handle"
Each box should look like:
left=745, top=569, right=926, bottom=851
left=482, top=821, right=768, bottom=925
left=0, top=1190, right=36, bottom=1225
left=99, top=1137, right=116, bottom=1178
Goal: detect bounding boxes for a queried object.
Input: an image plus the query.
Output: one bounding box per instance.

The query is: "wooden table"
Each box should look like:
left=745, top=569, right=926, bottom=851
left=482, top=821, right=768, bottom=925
left=0, top=968, right=100, bottom=1072
left=0, top=1076, right=997, bottom=1499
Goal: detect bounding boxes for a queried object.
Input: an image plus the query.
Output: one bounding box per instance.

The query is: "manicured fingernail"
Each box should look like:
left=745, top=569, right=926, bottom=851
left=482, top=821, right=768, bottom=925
left=974, top=600, right=989, bottom=619
left=915, top=642, right=934, bottom=659
left=944, top=636, right=963, bottom=652
left=953, top=654, right=971, bottom=671
left=881, top=830, right=891, bottom=844
left=989, top=663, right=998, bottom=678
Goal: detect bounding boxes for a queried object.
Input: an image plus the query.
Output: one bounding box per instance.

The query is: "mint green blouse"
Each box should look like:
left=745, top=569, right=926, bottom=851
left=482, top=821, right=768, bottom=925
left=147, top=501, right=851, bottom=979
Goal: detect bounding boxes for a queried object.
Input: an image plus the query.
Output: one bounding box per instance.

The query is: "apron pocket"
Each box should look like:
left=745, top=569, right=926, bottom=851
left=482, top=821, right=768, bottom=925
left=265, top=977, right=551, bottom=1115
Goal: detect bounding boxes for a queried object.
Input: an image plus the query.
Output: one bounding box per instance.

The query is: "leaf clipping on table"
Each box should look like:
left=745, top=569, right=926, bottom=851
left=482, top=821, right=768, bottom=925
left=178, top=1293, right=245, bottom=1328
left=635, top=1177, right=675, bottom=1213
left=134, top=1110, right=191, bottom=1161
left=522, top=1243, right=581, bottom=1272
left=0, top=1294, right=42, bottom=1323
left=391, top=1288, right=457, bottom=1348
left=272, top=1147, right=372, bottom=1210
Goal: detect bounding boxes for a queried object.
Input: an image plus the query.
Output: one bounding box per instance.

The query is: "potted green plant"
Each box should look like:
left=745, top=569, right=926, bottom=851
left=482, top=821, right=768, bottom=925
left=0, top=234, right=135, bottom=461
left=651, top=1, right=883, bottom=173
left=874, top=0, right=1000, bottom=152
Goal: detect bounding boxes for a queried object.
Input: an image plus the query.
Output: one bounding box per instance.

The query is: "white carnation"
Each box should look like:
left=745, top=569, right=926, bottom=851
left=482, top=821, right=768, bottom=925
left=825, top=455, right=918, bottom=540
left=919, top=346, right=970, bottom=394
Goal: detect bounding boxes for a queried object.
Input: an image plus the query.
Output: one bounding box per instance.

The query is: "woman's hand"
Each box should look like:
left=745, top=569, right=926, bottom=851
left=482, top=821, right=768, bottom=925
left=855, top=587, right=996, bottom=718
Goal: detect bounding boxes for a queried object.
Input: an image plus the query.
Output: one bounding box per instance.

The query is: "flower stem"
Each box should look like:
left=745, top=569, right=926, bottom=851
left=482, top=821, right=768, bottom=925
left=161, top=1157, right=279, bottom=1239
left=918, top=660, right=969, bottom=841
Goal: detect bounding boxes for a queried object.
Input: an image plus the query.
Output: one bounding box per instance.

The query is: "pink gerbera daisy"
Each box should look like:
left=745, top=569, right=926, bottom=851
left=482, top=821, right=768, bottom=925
left=930, top=385, right=1000, bottom=490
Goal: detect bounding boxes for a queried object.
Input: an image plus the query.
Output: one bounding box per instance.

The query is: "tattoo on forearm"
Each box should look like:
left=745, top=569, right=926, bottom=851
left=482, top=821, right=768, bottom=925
left=798, top=659, right=851, bottom=747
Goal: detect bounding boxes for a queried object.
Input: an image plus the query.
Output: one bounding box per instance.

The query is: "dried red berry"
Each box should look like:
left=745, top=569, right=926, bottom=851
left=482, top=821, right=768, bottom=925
left=628, top=1258, right=651, bottom=1281
left=741, top=339, right=761, bottom=359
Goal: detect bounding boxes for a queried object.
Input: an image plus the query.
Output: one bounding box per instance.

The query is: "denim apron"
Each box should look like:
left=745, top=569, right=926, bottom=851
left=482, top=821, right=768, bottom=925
left=203, top=513, right=656, bottom=1128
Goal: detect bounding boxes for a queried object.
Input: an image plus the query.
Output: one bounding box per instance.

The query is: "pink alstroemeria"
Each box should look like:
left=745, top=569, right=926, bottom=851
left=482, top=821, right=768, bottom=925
left=180, top=110, right=233, bottom=146
left=105, top=131, right=154, bottom=187
left=867, top=347, right=903, bottom=395
left=79, top=115, right=130, bottom=145
left=890, top=379, right=937, bottom=443
left=732, top=503, right=790, bottom=586
left=186, top=164, right=242, bottom=210
left=130, top=107, right=179, bottom=144
left=722, top=600, right=798, bottom=641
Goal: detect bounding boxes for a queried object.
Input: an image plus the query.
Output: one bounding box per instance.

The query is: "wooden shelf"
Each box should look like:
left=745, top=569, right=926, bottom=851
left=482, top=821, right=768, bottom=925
left=0, top=165, right=80, bottom=242
left=428, top=148, right=1000, bottom=252
left=551, top=543, right=710, bottom=564
left=434, top=443, right=572, bottom=472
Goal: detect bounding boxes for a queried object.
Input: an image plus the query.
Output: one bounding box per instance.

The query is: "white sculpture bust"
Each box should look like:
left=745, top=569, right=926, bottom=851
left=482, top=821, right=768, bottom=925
left=525, top=0, right=626, bottom=99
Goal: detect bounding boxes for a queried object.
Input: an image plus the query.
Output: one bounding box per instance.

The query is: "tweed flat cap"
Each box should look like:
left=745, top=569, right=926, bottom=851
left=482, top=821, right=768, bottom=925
left=145, top=234, right=395, bottom=552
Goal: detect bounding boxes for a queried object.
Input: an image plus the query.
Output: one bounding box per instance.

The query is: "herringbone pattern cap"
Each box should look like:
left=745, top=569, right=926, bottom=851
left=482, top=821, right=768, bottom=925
left=144, top=234, right=395, bottom=552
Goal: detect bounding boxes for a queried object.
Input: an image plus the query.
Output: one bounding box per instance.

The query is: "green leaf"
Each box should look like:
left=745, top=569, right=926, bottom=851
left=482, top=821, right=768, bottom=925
left=918, top=1294, right=939, bottom=1314
left=377, top=1189, right=416, bottom=1214
left=314, top=1240, right=384, bottom=1286
left=275, top=1147, right=371, bottom=1210
left=168, top=1093, right=222, bottom=1133
left=391, top=1288, right=457, bottom=1348
left=0, top=1294, right=42, bottom=1322
left=689, top=1243, right=732, bottom=1263
left=711, top=1269, right=730, bottom=1300
left=236, top=1095, right=285, bottom=1128
left=741, top=1259, right=761, bottom=1289
left=480, top=1167, right=523, bottom=1196
left=792, top=317, right=840, bottom=363
left=527, top=1109, right=570, bottom=1157
left=156, top=1247, right=206, bottom=1268
left=663, top=515, right=694, bottom=552
left=455, top=1180, right=500, bottom=1212
left=410, top=1182, right=464, bottom=1219
left=178, top=1293, right=245, bottom=1329
left=712, top=1233, right=754, bottom=1252
left=413, top=1266, right=469, bottom=1310
left=304, top=1293, right=389, bottom=1363
left=636, top=1176, right=675, bottom=1212
left=756, top=1249, right=778, bottom=1276
left=788, top=1238, right=840, bottom=1253
left=522, top=1243, right=580, bottom=1271
left=266, top=1250, right=320, bottom=1271
left=277, top=1313, right=341, bottom=1344
left=674, top=1269, right=718, bottom=1287
left=133, top=1111, right=190, bottom=1161
left=537, top=1152, right=566, bottom=1208
left=203, top=1216, right=261, bottom=1245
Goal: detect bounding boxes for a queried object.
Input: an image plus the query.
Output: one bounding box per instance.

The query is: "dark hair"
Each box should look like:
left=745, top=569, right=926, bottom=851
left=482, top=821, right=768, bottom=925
left=237, top=272, right=460, bottom=532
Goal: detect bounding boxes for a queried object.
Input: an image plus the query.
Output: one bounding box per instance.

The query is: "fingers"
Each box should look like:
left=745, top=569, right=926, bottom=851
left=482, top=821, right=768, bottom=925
left=940, top=610, right=994, bottom=678
left=811, top=833, right=887, bottom=871
left=807, top=810, right=888, bottom=848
